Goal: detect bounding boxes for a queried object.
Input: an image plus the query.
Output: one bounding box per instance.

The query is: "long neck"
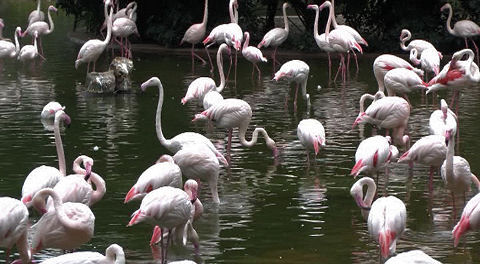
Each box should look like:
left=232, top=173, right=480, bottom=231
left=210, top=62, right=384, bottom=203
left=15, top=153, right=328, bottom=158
left=53, top=113, right=66, bottom=176
left=33, top=36, right=38, bottom=53
left=445, top=136, right=455, bottom=181
left=153, top=80, right=171, bottom=148
left=324, top=4, right=332, bottom=39
left=363, top=179, right=376, bottom=207
left=201, top=0, right=208, bottom=26
left=46, top=8, right=54, bottom=34
left=242, top=33, right=249, bottom=51
left=89, top=172, right=106, bottom=205
left=215, top=46, right=226, bottom=92
left=129, top=3, right=138, bottom=20
left=464, top=50, right=479, bottom=81
left=14, top=30, right=20, bottom=54
left=106, top=244, right=125, bottom=264
left=238, top=126, right=271, bottom=148
left=103, top=9, right=113, bottom=45
left=312, top=7, right=320, bottom=40
left=44, top=189, right=83, bottom=230
left=36, top=0, right=41, bottom=12
left=410, top=48, right=420, bottom=65
left=445, top=5, right=455, bottom=35
left=16, top=232, right=31, bottom=264
left=359, top=93, right=374, bottom=112
left=72, top=156, right=85, bottom=174
left=229, top=0, right=236, bottom=23
left=331, top=0, right=338, bottom=28
left=400, top=31, right=410, bottom=51
left=282, top=3, right=289, bottom=33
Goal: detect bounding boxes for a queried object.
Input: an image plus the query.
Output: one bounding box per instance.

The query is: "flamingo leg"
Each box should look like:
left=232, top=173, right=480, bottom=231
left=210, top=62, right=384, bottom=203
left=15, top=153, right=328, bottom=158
left=5, top=247, right=10, bottom=264
left=352, top=51, right=359, bottom=73
left=470, top=39, right=480, bottom=66
left=87, top=61, right=90, bottom=73
left=327, top=53, right=332, bottom=81
left=452, top=192, right=457, bottom=220
left=429, top=166, right=434, bottom=193
left=465, top=38, right=469, bottom=49
left=272, top=47, right=278, bottom=72
left=227, top=129, right=233, bottom=164
left=226, top=52, right=233, bottom=82
left=234, top=50, right=238, bottom=87
left=163, top=230, right=172, bottom=264
left=333, top=56, right=343, bottom=83
left=93, top=61, right=96, bottom=72
left=255, top=63, right=261, bottom=81
left=205, top=46, right=214, bottom=73
left=251, top=64, right=255, bottom=80
left=294, top=83, right=299, bottom=112
left=191, top=44, right=195, bottom=72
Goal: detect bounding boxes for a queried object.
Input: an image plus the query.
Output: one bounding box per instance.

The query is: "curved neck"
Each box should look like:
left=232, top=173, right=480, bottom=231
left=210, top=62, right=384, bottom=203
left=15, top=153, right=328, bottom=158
left=362, top=178, right=376, bottom=208
left=229, top=0, right=236, bottom=23
left=410, top=48, right=420, bottom=65
left=445, top=5, right=455, bottom=35
left=42, top=189, right=82, bottom=230
left=282, top=3, right=289, bottom=32
left=400, top=30, right=410, bottom=51
left=312, top=7, right=320, bottom=40
left=330, top=0, right=338, bottom=28
left=106, top=245, right=125, bottom=264
left=242, top=33, right=249, bottom=51
left=215, top=45, right=226, bottom=92
left=89, top=172, right=106, bottom=205
left=201, top=0, right=208, bottom=26
left=103, top=8, right=113, bottom=45
left=53, top=112, right=66, bottom=176
left=72, top=156, right=86, bottom=174
left=33, top=36, right=38, bottom=53
left=129, top=3, right=138, bottom=20
left=238, top=126, right=271, bottom=148
left=152, top=79, right=171, bottom=148
left=46, top=8, right=55, bottom=34
left=359, top=93, right=374, bottom=112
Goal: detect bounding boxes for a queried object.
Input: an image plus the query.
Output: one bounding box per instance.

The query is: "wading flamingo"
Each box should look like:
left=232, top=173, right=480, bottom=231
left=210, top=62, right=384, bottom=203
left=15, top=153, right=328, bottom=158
left=180, top=0, right=208, bottom=68
left=383, top=67, right=427, bottom=99
left=297, top=118, right=325, bottom=163
left=21, top=5, right=57, bottom=55
left=273, top=59, right=310, bottom=111
left=28, top=0, right=45, bottom=26
left=112, top=9, right=139, bottom=59
left=400, top=29, right=441, bottom=60
left=350, top=135, right=393, bottom=180
left=429, top=99, right=457, bottom=137
left=0, top=24, right=19, bottom=60
left=0, top=197, right=31, bottom=264
left=453, top=192, right=480, bottom=247
left=242, top=31, right=267, bottom=80
left=373, top=54, right=424, bottom=93
left=141, top=77, right=228, bottom=166
left=40, top=244, right=125, bottom=264
left=307, top=4, right=335, bottom=79
left=410, top=48, right=440, bottom=78
left=18, top=31, right=43, bottom=62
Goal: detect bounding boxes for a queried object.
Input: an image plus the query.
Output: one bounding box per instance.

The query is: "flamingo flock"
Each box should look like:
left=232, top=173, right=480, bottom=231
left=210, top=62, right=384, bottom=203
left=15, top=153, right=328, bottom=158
left=3, top=0, right=480, bottom=263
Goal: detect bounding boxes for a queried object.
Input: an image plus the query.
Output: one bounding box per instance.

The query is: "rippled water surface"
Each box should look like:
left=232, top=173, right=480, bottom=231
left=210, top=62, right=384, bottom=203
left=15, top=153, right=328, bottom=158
left=1, top=2, right=480, bottom=263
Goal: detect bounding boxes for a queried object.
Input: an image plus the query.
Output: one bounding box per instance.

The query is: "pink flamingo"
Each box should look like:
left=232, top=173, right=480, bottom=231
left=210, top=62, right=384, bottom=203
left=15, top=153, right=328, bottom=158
left=30, top=188, right=95, bottom=253
left=0, top=24, right=19, bottom=60
left=441, top=128, right=480, bottom=219
left=112, top=8, right=139, bottom=59
left=181, top=43, right=229, bottom=105
left=383, top=67, right=427, bottom=98
left=242, top=31, right=267, bottom=80
left=28, top=0, right=45, bottom=26
left=273, top=59, right=310, bottom=111
left=350, top=177, right=406, bottom=259
left=320, top=1, right=362, bottom=82
left=124, top=154, right=182, bottom=203
left=307, top=4, right=335, bottom=79
left=40, top=244, right=124, bottom=264
left=350, top=135, right=392, bottom=179
left=180, top=0, right=208, bottom=68
left=0, top=197, right=31, bottom=264
left=297, top=118, right=326, bottom=163
left=193, top=98, right=278, bottom=161
left=429, top=99, right=457, bottom=137
left=75, top=4, right=113, bottom=72
left=410, top=48, right=440, bottom=78
left=257, top=2, right=289, bottom=72
left=385, top=250, right=441, bottom=263
left=21, top=109, right=70, bottom=206
left=441, top=3, right=480, bottom=64
left=101, top=1, right=137, bottom=35
left=21, top=5, right=57, bottom=54
left=128, top=186, right=196, bottom=264
left=141, top=77, right=228, bottom=166
left=373, top=54, right=424, bottom=93
left=18, top=31, right=43, bottom=62
left=40, top=101, right=65, bottom=119
left=453, top=192, right=480, bottom=247
left=400, top=29, right=441, bottom=60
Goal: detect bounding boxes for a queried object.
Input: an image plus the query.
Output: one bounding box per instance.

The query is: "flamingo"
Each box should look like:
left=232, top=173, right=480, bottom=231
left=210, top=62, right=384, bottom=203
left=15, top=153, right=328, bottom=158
left=441, top=128, right=480, bottom=218
left=112, top=8, right=139, bottom=59
left=409, top=48, right=440, bottom=78
left=273, top=59, right=311, bottom=111
left=39, top=244, right=125, bottom=264
left=242, top=31, right=267, bottom=80
left=373, top=54, right=424, bottom=93
left=350, top=177, right=406, bottom=259
left=28, top=0, right=45, bottom=26
left=40, top=101, right=65, bottom=119
left=128, top=186, right=196, bottom=264
left=0, top=197, right=31, bottom=264
left=397, top=135, right=447, bottom=190
left=46, top=155, right=106, bottom=209
left=350, top=135, right=392, bottom=179
left=141, top=77, right=228, bottom=166
left=429, top=99, right=457, bottom=137
left=257, top=2, right=289, bottom=72
left=453, top=192, right=480, bottom=247
left=180, top=0, right=208, bottom=68
left=181, top=43, right=229, bottom=105
left=30, top=188, right=95, bottom=253
left=202, top=90, right=224, bottom=110
left=21, top=109, right=70, bottom=206
left=400, top=29, right=441, bottom=59
left=384, top=250, right=441, bottom=264
left=0, top=26, right=20, bottom=60
left=75, top=4, right=113, bottom=72
left=441, top=3, right=480, bottom=64
left=192, top=98, right=278, bottom=161
left=18, top=31, right=43, bottom=62
left=320, top=1, right=362, bottom=82
left=383, top=67, right=427, bottom=98
left=21, top=5, right=57, bottom=55
left=101, top=1, right=137, bottom=34
left=307, top=4, right=335, bottom=79
left=124, top=154, right=182, bottom=203
left=297, top=118, right=326, bottom=163
left=352, top=91, right=410, bottom=146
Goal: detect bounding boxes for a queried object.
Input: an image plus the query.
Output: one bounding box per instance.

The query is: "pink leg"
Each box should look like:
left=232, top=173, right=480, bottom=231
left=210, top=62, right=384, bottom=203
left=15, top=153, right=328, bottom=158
left=191, top=45, right=195, bottom=72
left=429, top=166, right=434, bottom=193
left=327, top=53, right=332, bottom=81
left=251, top=64, right=255, bottom=80
left=227, top=129, right=233, bottom=164
left=234, top=50, right=238, bottom=87
left=192, top=45, right=206, bottom=64
left=255, top=64, right=261, bottom=81
left=205, top=46, right=214, bottom=73
left=333, top=56, right=343, bottom=82
left=452, top=192, right=457, bottom=220
left=465, top=38, right=469, bottom=48
left=93, top=61, right=96, bottom=72
left=353, top=52, right=359, bottom=73
left=272, top=47, right=278, bottom=72
left=470, top=39, right=480, bottom=65
left=294, top=83, right=299, bottom=112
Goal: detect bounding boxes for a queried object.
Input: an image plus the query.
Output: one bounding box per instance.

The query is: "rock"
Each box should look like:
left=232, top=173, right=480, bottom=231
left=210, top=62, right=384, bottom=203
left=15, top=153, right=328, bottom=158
left=84, top=57, right=134, bottom=94
left=85, top=70, right=116, bottom=93
left=110, top=57, right=133, bottom=93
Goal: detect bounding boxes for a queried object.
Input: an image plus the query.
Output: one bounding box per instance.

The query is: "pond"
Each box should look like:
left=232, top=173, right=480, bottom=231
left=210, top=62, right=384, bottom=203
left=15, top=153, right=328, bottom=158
left=1, top=1, right=480, bottom=263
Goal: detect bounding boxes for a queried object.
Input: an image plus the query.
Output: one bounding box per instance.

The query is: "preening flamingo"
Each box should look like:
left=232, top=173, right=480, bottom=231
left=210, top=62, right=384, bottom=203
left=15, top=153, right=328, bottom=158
left=410, top=47, right=440, bottom=77
left=75, top=4, right=113, bottom=72
left=180, top=0, right=208, bottom=68
left=350, top=177, right=406, bottom=259
left=383, top=67, right=427, bottom=99
left=273, top=59, right=310, bottom=110
left=453, top=192, right=480, bottom=247
left=30, top=188, right=95, bottom=253
left=429, top=99, right=457, bottom=137
left=192, top=98, right=278, bottom=161
left=128, top=186, right=196, bottom=264
left=0, top=26, right=20, bottom=60
left=181, top=43, right=229, bottom=105
left=441, top=3, right=480, bottom=64
left=40, top=244, right=125, bottom=264
left=373, top=54, right=424, bottom=93
left=141, top=77, right=228, bottom=166
left=18, top=31, right=42, bottom=62
left=307, top=4, right=335, bottom=79
left=242, top=31, right=267, bottom=80
left=350, top=135, right=392, bottom=179
left=400, top=29, right=441, bottom=59
left=257, top=2, right=289, bottom=72
left=0, top=197, right=31, bottom=264
left=297, top=118, right=325, bottom=163
left=28, top=0, right=45, bottom=26
left=384, top=250, right=441, bottom=264
left=353, top=91, right=410, bottom=146
left=441, top=129, right=480, bottom=218
left=21, top=109, right=70, bottom=206
left=124, top=154, right=182, bottom=203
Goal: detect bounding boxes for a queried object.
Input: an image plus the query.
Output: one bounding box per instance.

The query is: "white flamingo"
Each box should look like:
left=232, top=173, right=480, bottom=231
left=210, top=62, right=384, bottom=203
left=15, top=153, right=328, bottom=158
left=28, top=0, right=45, bottom=26
left=40, top=244, right=125, bottom=264
left=350, top=135, right=393, bottom=179
left=297, top=118, right=326, bottom=162
left=21, top=5, right=57, bottom=55
left=180, top=0, right=208, bottom=67
left=383, top=67, right=427, bottom=98
left=373, top=54, right=424, bottom=93
left=0, top=197, right=31, bottom=264
left=0, top=25, right=20, bottom=60
left=273, top=59, right=310, bottom=110
left=385, top=250, right=441, bottom=264
left=410, top=47, right=440, bottom=77
left=18, top=31, right=43, bottom=62
left=307, top=4, right=335, bottom=78
left=429, top=99, right=457, bottom=137
left=400, top=29, right=440, bottom=59
left=242, top=31, right=267, bottom=80
left=453, top=192, right=480, bottom=247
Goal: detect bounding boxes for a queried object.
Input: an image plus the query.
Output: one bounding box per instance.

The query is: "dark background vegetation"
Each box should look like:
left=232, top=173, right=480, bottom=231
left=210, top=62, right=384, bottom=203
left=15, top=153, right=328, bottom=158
left=55, top=0, right=480, bottom=53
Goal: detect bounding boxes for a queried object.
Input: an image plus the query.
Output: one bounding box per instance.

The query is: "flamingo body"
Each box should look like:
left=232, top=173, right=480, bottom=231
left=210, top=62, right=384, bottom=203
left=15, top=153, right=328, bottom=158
left=429, top=99, right=457, bottom=137
left=351, top=135, right=391, bottom=177
left=0, top=197, right=30, bottom=263
left=383, top=67, right=427, bottom=96
left=398, top=135, right=447, bottom=167
left=453, top=192, right=480, bottom=247
left=385, top=250, right=441, bottom=264
left=297, top=119, right=325, bottom=156
left=40, top=244, right=125, bottom=264
left=273, top=59, right=311, bottom=107
left=373, top=54, right=423, bottom=92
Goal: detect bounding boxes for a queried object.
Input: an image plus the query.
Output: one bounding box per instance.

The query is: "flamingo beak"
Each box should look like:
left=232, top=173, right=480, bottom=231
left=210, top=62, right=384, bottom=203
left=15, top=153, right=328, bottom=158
left=124, top=187, right=137, bottom=203
left=150, top=226, right=162, bottom=246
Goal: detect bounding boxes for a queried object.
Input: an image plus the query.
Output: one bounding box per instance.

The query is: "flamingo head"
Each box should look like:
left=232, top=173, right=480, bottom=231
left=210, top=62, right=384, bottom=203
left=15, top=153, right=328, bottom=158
left=440, top=3, right=450, bottom=12
left=55, top=110, right=71, bottom=127
left=83, top=157, right=94, bottom=180
left=306, top=4, right=318, bottom=10
left=48, top=5, right=58, bottom=13
left=352, top=112, right=366, bottom=129
left=379, top=230, right=395, bottom=258
left=388, top=145, right=399, bottom=162
left=444, top=129, right=453, bottom=146
left=399, top=29, right=409, bottom=41
left=149, top=226, right=162, bottom=246
left=124, top=187, right=138, bottom=203
left=319, top=1, right=331, bottom=11
left=140, top=77, right=160, bottom=92
left=350, top=159, right=364, bottom=178
left=21, top=195, right=32, bottom=205
left=31, top=191, right=49, bottom=214
left=184, top=179, right=199, bottom=203
left=15, top=26, right=22, bottom=37
left=440, top=99, right=448, bottom=119
left=453, top=214, right=471, bottom=247
left=127, top=209, right=146, bottom=226
left=265, top=137, right=278, bottom=158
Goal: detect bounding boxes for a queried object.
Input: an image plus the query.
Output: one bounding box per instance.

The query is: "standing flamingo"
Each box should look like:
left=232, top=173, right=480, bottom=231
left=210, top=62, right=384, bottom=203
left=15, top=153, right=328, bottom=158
left=21, top=109, right=70, bottom=206
left=180, top=0, right=208, bottom=69
left=453, top=192, right=480, bottom=247
left=30, top=188, right=95, bottom=253
left=112, top=9, right=139, bottom=59
left=0, top=197, right=31, bottom=264
left=297, top=118, right=326, bottom=163
left=28, top=0, right=45, bottom=26
left=21, top=5, right=57, bottom=55
left=400, top=29, right=441, bottom=60
left=141, top=77, right=228, bottom=166
left=373, top=54, right=424, bottom=93
left=350, top=177, right=407, bottom=259
left=242, top=31, right=267, bottom=80
left=384, top=250, right=441, bottom=264
left=350, top=135, right=392, bottom=179
left=0, top=26, right=20, bottom=60
left=40, top=244, right=125, bottom=264
left=307, top=4, right=335, bottom=79
left=124, top=154, right=182, bottom=203
left=181, top=43, right=229, bottom=105
left=429, top=99, right=457, bottom=137
left=18, top=31, right=43, bottom=62
left=128, top=186, right=196, bottom=264
left=441, top=3, right=480, bottom=64
left=257, top=2, right=289, bottom=72
left=383, top=67, right=427, bottom=98
left=75, top=4, right=113, bottom=72
left=273, top=59, right=310, bottom=111
left=192, top=98, right=278, bottom=161
left=410, top=48, right=440, bottom=78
